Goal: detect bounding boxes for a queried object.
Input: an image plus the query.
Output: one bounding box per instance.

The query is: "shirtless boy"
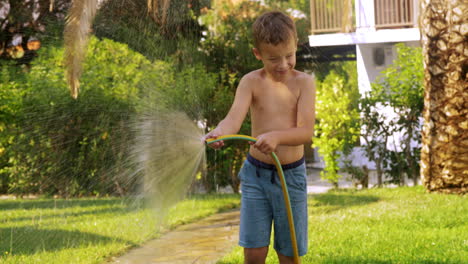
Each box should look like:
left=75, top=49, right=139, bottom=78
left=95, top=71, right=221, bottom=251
left=204, top=11, right=316, bottom=264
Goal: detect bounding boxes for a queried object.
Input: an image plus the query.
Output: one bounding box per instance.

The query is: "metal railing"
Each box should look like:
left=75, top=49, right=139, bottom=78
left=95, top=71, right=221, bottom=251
left=375, top=0, right=414, bottom=28
left=310, top=0, right=354, bottom=34
left=310, top=0, right=415, bottom=34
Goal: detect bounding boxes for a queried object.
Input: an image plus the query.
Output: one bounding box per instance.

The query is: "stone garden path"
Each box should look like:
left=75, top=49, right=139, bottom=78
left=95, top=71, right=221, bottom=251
left=110, top=210, right=240, bottom=264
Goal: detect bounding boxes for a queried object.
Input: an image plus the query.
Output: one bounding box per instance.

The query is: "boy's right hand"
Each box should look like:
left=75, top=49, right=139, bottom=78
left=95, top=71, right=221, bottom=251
left=203, top=129, right=225, bottom=149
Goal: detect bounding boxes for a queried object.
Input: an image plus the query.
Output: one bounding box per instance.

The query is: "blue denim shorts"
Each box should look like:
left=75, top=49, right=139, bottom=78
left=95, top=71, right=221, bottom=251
left=238, top=154, right=308, bottom=257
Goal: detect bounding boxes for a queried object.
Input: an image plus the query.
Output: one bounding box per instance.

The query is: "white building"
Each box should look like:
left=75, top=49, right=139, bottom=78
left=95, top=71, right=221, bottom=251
left=307, top=0, right=421, bottom=172
left=309, top=0, right=420, bottom=94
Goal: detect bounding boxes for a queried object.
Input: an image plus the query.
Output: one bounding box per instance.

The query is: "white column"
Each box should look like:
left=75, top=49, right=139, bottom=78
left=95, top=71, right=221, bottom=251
left=355, top=0, right=375, bottom=32
left=356, top=44, right=372, bottom=94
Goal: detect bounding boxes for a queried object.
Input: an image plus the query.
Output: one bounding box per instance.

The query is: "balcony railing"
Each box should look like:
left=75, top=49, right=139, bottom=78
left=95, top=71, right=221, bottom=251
left=375, top=0, right=414, bottom=29
left=310, top=0, right=416, bottom=34
left=310, top=0, right=354, bottom=34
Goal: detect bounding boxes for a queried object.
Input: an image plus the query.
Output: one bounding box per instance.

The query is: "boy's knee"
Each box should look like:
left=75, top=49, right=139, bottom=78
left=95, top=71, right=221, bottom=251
left=276, top=251, right=297, bottom=264
left=244, top=247, right=268, bottom=264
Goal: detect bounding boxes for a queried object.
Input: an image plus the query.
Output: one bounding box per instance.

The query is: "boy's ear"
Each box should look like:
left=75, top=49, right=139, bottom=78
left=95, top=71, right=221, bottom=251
left=252, top=48, right=262, bottom=60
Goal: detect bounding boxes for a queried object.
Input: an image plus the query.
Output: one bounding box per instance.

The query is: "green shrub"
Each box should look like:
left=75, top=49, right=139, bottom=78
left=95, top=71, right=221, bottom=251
left=1, top=37, right=174, bottom=196
left=370, top=43, right=424, bottom=184
left=313, top=62, right=360, bottom=187
left=0, top=66, right=28, bottom=193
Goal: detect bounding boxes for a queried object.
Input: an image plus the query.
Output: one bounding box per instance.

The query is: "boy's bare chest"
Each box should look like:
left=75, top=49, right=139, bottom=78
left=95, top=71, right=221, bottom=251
left=252, top=83, right=299, bottom=114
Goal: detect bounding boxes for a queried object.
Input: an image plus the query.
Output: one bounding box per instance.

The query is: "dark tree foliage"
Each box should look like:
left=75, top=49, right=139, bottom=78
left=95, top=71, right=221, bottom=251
left=0, top=0, right=70, bottom=64
left=93, top=0, right=208, bottom=63
left=0, top=0, right=206, bottom=65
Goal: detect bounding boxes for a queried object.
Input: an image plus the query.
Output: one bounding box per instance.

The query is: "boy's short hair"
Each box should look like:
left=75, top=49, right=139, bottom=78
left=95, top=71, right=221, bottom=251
left=252, top=11, right=297, bottom=49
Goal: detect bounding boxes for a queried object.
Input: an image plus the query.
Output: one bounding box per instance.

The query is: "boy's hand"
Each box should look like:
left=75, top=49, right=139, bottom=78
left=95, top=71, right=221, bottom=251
left=252, top=132, right=279, bottom=154
left=204, top=129, right=225, bottom=149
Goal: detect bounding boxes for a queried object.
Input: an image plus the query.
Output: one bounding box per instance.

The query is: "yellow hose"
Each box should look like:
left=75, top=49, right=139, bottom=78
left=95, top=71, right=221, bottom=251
left=206, top=134, right=300, bottom=264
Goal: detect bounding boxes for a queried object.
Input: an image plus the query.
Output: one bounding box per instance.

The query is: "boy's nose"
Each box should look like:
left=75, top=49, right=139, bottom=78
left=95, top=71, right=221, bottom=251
left=279, top=58, right=288, bottom=69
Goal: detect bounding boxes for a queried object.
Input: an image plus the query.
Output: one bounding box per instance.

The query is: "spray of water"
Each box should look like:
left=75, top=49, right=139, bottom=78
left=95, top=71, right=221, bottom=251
left=5, top=93, right=207, bottom=209
left=129, top=109, right=206, bottom=215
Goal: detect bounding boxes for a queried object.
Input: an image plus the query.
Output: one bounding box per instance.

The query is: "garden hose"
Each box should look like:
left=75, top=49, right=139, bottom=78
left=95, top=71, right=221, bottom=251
left=206, top=134, right=300, bottom=264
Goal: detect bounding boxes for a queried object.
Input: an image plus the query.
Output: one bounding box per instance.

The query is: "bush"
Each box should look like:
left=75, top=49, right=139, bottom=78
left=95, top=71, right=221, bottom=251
left=0, top=65, right=28, bottom=193
left=369, top=43, right=424, bottom=185
left=313, top=62, right=360, bottom=187
left=0, top=37, right=175, bottom=196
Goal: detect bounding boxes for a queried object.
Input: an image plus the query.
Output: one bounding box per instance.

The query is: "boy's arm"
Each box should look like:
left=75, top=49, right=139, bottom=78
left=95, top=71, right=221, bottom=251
left=205, top=76, right=253, bottom=148
left=254, top=75, right=316, bottom=153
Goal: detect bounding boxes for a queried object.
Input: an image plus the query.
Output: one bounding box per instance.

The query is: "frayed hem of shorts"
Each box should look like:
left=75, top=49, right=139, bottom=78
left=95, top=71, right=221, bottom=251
left=238, top=241, right=270, bottom=249
left=274, top=246, right=308, bottom=257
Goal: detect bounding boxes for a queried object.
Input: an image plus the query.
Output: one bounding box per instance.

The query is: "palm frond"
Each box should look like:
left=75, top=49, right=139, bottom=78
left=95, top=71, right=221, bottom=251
left=64, top=0, right=98, bottom=99
left=147, top=0, right=170, bottom=25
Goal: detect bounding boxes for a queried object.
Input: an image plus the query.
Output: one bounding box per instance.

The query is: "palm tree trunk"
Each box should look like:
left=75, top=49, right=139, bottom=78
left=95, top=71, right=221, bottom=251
left=419, top=0, right=468, bottom=194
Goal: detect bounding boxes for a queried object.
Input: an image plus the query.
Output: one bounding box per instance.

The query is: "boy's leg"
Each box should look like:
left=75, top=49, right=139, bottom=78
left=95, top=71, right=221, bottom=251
left=238, top=160, right=273, bottom=264
left=270, top=164, right=308, bottom=259
left=276, top=251, right=297, bottom=264
left=244, top=246, right=269, bottom=264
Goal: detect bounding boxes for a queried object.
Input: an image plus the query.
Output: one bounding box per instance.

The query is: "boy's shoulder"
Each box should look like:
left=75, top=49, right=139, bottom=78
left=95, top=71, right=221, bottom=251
left=237, top=70, right=264, bottom=89
left=240, top=69, right=314, bottom=88
left=292, top=71, right=316, bottom=91
left=242, top=69, right=264, bottom=81
left=292, top=70, right=314, bottom=81
left=244, top=69, right=313, bottom=79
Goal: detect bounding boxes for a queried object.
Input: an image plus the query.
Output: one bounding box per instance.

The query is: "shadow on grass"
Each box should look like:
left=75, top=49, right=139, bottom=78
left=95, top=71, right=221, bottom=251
left=308, top=192, right=380, bottom=214
left=0, top=226, right=136, bottom=256
left=316, top=257, right=452, bottom=264
left=0, top=194, right=241, bottom=212
left=0, top=198, right=127, bottom=211
left=3, top=206, right=136, bottom=223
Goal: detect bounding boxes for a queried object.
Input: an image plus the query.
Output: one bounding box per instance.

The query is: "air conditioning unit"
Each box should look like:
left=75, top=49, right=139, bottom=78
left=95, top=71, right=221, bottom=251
left=372, top=46, right=394, bottom=67
left=373, top=47, right=385, bottom=66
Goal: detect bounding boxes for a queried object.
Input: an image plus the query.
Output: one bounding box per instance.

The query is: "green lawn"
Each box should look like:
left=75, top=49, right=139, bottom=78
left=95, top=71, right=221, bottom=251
left=1, top=187, right=466, bottom=264
left=218, top=187, right=467, bottom=264
left=0, top=194, right=240, bottom=264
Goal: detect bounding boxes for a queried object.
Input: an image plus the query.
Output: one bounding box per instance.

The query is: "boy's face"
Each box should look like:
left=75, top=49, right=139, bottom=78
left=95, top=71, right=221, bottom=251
left=253, top=37, right=297, bottom=81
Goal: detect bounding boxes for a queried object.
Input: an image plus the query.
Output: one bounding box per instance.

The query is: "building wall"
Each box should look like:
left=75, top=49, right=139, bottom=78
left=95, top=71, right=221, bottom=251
left=356, top=40, right=422, bottom=157
left=357, top=40, right=420, bottom=94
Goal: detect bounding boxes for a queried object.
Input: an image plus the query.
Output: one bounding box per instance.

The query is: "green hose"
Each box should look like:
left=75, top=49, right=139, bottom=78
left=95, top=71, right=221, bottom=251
left=206, top=134, right=300, bottom=264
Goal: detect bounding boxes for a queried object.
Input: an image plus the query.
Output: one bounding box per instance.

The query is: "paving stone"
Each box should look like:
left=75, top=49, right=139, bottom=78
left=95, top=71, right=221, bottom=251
left=110, top=210, right=240, bottom=264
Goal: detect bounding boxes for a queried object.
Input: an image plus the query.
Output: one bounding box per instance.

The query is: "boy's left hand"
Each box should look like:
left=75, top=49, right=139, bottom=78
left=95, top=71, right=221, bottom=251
left=251, top=132, right=279, bottom=154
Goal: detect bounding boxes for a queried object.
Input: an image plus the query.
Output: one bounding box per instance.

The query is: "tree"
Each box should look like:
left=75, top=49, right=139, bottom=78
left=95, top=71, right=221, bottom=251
left=372, top=43, right=424, bottom=186
left=420, top=0, right=467, bottom=194
left=94, top=0, right=205, bottom=62
left=0, top=0, right=69, bottom=63
left=358, top=94, right=392, bottom=187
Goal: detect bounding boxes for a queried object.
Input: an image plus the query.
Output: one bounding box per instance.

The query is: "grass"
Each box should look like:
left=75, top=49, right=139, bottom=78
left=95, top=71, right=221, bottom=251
left=217, top=186, right=467, bottom=264
left=0, top=194, right=240, bottom=264
left=1, top=187, right=466, bottom=264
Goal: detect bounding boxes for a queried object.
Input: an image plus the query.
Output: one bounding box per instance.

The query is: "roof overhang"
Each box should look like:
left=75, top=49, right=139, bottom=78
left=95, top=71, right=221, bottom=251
left=308, top=28, right=421, bottom=47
